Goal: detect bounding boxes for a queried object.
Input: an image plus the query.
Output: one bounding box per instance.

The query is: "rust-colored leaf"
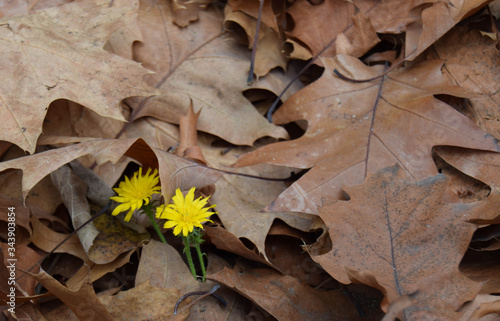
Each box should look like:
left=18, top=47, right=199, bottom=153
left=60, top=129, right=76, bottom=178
left=235, top=55, right=500, bottom=214
left=29, top=267, right=114, bottom=321
left=311, top=165, right=500, bottom=319
left=208, top=260, right=373, bottom=321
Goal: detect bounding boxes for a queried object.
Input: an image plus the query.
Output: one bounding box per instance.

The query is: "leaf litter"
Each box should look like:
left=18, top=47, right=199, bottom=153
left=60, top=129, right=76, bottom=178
left=0, top=0, right=500, bottom=320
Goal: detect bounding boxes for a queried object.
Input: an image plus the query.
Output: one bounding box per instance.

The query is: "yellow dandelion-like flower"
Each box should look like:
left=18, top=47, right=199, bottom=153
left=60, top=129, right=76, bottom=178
left=156, top=187, right=216, bottom=237
left=110, top=168, right=161, bottom=222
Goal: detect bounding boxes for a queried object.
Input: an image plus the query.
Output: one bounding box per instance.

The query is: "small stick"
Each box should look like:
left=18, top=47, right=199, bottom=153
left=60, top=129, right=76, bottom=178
left=248, top=0, right=265, bottom=85
left=174, top=284, right=226, bottom=315
left=16, top=202, right=112, bottom=282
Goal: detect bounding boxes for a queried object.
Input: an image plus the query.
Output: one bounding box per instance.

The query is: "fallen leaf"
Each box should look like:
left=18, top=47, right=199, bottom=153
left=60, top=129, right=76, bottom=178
left=0, top=1, right=159, bottom=153
left=99, top=280, right=180, bottom=321
left=208, top=260, right=374, bottom=321
left=224, top=6, right=287, bottom=77
left=0, top=138, right=225, bottom=203
left=29, top=267, right=114, bottom=321
left=285, top=0, right=491, bottom=61
left=235, top=55, right=500, bottom=214
left=427, top=23, right=500, bottom=140
left=311, top=165, right=500, bottom=319
left=458, top=294, right=500, bottom=321
left=129, top=0, right=292, bottom=145
left=212, top=174, right=321, bottom=259
left=171, top=0, right=212, bottom=28
left=204, top=225, right=271, bottom=267
left=285, top=0, right=378, bottom=58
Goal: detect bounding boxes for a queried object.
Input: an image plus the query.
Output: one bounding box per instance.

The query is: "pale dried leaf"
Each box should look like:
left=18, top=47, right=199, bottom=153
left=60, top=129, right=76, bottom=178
left=0, top=1, right=159, bottom=153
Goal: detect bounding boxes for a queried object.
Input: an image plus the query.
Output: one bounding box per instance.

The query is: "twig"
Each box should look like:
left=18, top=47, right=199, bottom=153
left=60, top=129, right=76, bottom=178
left=16, top=201, right=112, bottom=282
left=174, top=284, right=226, bottom=315
left=248, top=0, right=265, bottom=85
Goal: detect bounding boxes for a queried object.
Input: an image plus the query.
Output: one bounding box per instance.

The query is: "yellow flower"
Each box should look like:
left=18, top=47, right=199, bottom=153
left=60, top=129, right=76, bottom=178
left=156, top=187, right=216, bottom=237
left=110, top=168, right=161, bottom=222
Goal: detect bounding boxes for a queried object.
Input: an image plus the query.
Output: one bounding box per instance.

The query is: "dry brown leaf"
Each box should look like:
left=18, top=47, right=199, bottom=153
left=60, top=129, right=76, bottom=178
left=50, top=164, right=147, bottom=264
left=311, top=165, right=500, bottom=320
left=50, top=166, right=98, bottom=257
left=176, top=101, right=207, bottom=164
left=204, top=225, right=271, bottom=267
left=212, top=174, right=321, bottom=260
left=0, top=1, right=159, bottom=153
left=135, top=240, right=217, bottom=318
left=135, top=240, right=200, bottom=292
left=130, top=0, right=291, bottom=146
left=0, top=243, right=41, bottom=299
left=286, top=0, right=491, bottom=61
left=235, top=55, right=500, bottom=214
left=208, top=260, right=372, bottom=321
left=30, top=217, right=88, bottom=262
left=64, top=250, right=135, bottom=291
left=0, top=138, right=225, bottom=204
left=29, top=267, right=114, bottom=321
left=224, top=7, right=287, bottom=77
left=98, top=280, right=180, bottom=321
left=285, top=0, right=379, bottom=58
left=458, top=294, right=500, bottom=321
left=435, top=147, right=500, bottom=193
left=0, top=194, right=31, bottom=241
left=227, top=0, right=281, bottom=33
left=403, top=0, right=492, bottom=61
left=171, top=0, right=213, bottom=28
left=426, top=24, right=500, bottom=140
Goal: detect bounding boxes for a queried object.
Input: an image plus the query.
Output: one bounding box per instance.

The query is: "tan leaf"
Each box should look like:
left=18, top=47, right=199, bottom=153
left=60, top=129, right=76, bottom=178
left=99, top=280, right=180, bottom=321
left=0, top=138, right=224, bottom=203
left=50, top=164, right=147, bottom=264
left=227, top=0, right=281, bottom=33
left=0, top=1, right=159, bottom=153
left=0, top=243, right=41, bottom=298
left=311, top=165, right=500, bottom=319
left=212, top=174, right=320, bottom=260
left=208, top=260, right=374, bottom=321
left=29, top=267, right=113, bottom=321
left=204, top=225, right=271, bottom=267
left=285, top=0, right=379, bottom=58
left=224, top=7, right=287, bottom=77
left=285, top=0, right=490, bottom=61
left=30, top=217, right=88, bottom=262
left=435, top=147, right=500, bottom=192
left=130, top=0, right=291, bottom=145
left=427, top=24, right=500, bottom=140
left=171, top=0, right=213, bottom=28
left=234, top=55, right=500, bottom=214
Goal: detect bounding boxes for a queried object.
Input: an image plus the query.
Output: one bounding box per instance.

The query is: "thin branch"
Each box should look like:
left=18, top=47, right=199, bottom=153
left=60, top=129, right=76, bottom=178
left=248, top=0, right=265, bottom=85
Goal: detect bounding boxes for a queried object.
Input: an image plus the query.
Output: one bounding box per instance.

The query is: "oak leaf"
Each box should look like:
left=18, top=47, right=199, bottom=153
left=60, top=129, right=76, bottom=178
left=235, top=55, right=500, bottom=214
left=286, top=0, right=490, bottom=60
left=0, top=138, right=224, bottom=203
left=29, top=267, right=114, bottom=321
left=311, top=165, right=500, bottom=320
left=130, top=0, right=291, bottom=146
left=0, top=1, right=159, bottom=153
left=208, top=260, right=374, bottom=321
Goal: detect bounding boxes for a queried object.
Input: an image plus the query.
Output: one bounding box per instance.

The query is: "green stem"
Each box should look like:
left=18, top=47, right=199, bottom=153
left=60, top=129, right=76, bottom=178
left=143, top=205, right=168, bottom=244
left=194, top=242, right=206, bottom=282
left=183, top=236, right=197, bottom=280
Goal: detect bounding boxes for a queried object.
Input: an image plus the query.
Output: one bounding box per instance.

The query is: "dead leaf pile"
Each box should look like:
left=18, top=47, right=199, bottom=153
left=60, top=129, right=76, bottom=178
left=0, top=0, right=500, bottom=320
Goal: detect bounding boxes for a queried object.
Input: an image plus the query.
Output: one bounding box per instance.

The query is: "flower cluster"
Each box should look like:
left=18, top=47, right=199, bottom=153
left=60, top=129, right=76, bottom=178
left=110, top=167, right=216, bottom=281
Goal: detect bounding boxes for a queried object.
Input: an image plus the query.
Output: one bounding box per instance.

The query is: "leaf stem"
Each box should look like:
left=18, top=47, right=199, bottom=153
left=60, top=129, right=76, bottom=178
left=183, top=235, right=197, bottom=280
left=143, top=204, right=168, bottom=244
left=194, top=240, right=206, bottom=282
